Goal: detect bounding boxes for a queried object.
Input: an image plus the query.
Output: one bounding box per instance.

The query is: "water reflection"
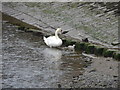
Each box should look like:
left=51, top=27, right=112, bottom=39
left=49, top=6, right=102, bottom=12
left=43, top=48, right=62, bottom=60
left=43, top=48, right=62, bottom=70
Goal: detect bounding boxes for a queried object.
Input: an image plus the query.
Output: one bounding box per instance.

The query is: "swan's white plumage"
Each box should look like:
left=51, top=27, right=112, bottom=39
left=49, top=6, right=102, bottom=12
left=43, top=28, right=62, bottom=48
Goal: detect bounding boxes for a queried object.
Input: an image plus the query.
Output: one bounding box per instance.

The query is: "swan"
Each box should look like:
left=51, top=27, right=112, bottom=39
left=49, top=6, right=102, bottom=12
left=68, top=44, right=75, bottom=50
left=43, top=28, right=63, bottom=48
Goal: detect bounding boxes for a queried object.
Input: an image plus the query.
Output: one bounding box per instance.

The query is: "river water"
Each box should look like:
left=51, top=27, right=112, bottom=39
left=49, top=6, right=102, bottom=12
left=2, top=20, right=119, bottom=88
left=2, top=21, right=94, bottom=88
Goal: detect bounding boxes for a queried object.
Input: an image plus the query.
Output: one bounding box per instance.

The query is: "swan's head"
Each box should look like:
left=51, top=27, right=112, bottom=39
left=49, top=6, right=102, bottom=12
left=56, top=28, right=62, bottom=34
left=56, top=28, right=69, bottom=34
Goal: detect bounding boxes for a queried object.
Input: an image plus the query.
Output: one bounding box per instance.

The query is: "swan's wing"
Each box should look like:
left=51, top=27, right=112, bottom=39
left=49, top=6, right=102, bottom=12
left=44, top=36, right=62, bottom=47
left=44, top=36, right=57, bottom=46
left=46, top=36, right=57, bottom=43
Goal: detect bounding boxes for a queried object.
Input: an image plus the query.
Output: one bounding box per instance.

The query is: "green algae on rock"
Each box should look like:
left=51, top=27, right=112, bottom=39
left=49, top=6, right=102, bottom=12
left=103, top=49, right=116, bottom=57
left=62, top=39, right=76, bottom=47
left=113, top=52, right=120, bottom=61
left=94, top=46, right=107, bottom=56
left=75, top=42, right=90, bottom=52
left=86, top=44, right=96, bottom=54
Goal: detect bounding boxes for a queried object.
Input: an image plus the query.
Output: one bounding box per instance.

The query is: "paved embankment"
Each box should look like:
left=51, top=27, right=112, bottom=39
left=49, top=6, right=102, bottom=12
left=1, top=2, right=119, bottom=49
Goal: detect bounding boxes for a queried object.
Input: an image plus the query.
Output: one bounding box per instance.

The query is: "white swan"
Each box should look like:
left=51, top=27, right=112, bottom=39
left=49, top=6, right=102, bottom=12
left=43, top=28, right=63, bottom=48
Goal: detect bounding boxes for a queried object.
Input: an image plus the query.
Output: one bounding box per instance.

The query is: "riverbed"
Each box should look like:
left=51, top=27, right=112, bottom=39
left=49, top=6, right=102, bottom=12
left=2, top=21, right=119, bottom=88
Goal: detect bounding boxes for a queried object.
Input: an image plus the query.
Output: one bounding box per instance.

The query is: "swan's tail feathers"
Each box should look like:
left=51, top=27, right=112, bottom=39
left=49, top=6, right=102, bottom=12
left=43, top=37, right=47, bottom=42
left=43, top=36, right=48, bottom=45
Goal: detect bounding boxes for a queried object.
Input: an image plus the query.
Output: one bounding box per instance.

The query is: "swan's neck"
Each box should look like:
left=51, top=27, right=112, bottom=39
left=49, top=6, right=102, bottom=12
left=55, top=31, right=59, bottom=39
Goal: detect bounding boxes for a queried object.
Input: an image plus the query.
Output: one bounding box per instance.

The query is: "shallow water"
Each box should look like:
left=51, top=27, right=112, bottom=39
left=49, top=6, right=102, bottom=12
left=2, top=21, right=92, bottom=88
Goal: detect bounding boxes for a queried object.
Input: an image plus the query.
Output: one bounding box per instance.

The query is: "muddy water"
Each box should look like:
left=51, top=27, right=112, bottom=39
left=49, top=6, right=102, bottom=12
left=2, top=21, right=92, bottom=88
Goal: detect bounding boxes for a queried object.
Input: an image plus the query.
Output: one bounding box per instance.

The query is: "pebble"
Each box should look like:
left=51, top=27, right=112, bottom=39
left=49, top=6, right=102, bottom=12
left=58, top=84, right=61, bottom=88
left=89, top=69, right=96, bottom=73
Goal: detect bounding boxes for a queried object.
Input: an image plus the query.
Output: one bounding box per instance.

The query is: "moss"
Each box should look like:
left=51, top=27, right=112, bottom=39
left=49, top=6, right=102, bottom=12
left=75, top=42, right=89, bottom=51
left=69, top=3, right=80, bottom=8
left=84, top=43, right=90, bottom=51
left=86, top=44, right=95, bottom=54
left=94, top=46, right=107, bottom=56
left=74, top=42, right=82, bottom=52
left=18, top=26, right=26, bottom=30
left=103, top=49, right=116, bottom=57
left=113, top=52, right=120, bottom=61
left=25, top=3, right=38, bottom=7
left=62, top=39, right=76, bottom=47
left=18, top=26, right=33, bottom=32
left=42, top=9, right=57, bottom=14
